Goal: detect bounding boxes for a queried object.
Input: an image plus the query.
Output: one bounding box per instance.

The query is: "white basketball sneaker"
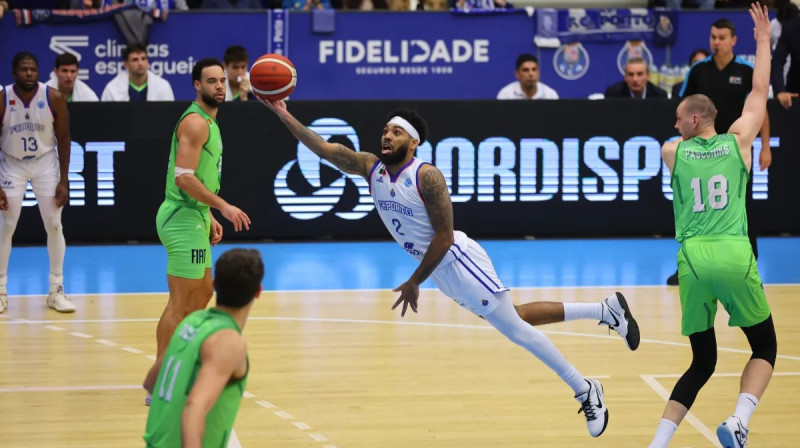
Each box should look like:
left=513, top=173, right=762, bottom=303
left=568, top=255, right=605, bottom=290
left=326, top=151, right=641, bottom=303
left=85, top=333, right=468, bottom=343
left=47, top=286, right=75, bottom=313
left=0, top=292, right=7, bottom=313
left=575, top=378, right=608, bottom=437
left=717, top=415, right=749, bottom=448
left=601, top=292, right=640, bottom=351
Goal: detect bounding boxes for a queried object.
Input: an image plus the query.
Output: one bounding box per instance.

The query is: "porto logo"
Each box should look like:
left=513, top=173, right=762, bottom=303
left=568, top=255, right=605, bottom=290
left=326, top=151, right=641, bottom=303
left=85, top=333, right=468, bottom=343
left=617, top=40, right=653, bottom=76
left=553, top=42, right=590, bottom=80
left=273, top=118, right=374, bottom=220
left=655, top=14, right=674, bottom=39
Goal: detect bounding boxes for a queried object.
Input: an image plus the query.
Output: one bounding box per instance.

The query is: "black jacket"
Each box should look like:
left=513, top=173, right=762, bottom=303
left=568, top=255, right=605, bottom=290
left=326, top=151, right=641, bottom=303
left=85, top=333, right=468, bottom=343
left=604, top=81, right=668, bottom=99
left=773, top=17, right=800, bottom=93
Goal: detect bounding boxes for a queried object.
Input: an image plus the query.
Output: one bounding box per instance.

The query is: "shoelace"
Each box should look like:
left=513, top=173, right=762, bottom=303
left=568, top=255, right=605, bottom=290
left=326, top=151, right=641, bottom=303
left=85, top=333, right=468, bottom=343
left=598, top=303, right=617, bottom=334
left=577, top=397, right=597, bottom=421
left=734, top=423, right=749, bottom=447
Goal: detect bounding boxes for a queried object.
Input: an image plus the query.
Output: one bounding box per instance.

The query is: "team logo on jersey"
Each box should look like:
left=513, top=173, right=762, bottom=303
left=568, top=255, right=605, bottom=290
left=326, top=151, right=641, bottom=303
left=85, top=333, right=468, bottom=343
left=404, top=178, right=412, bottom=187
left=376, top=175, right=384, bottom=183
left=481, top=299, right=489, bottom=306
left=390, top=188, right=396, bottom=197
left=403, top=242, right=422, bottom=256
left=37, top=101, right=45, bottom=109
left=9, top=100, right=15, bottom=106
left=553, top=42, right=590, bottom=80
left=729, top=76, right=743, bottom=85
left=24, top=113, right=30, bottom=120
left=8, top=107, right=15, bottom=113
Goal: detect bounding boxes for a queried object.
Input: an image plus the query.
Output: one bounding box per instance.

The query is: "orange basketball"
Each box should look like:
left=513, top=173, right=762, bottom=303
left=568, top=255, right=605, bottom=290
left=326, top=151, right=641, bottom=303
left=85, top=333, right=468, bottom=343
left=249, top=54, right=297, bottom=101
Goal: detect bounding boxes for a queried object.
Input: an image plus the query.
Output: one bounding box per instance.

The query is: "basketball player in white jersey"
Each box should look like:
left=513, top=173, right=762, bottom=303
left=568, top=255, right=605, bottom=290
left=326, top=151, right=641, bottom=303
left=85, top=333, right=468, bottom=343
left=260, top=98, right=642, bottom=438
left=0, top=52, right=75, bottom=314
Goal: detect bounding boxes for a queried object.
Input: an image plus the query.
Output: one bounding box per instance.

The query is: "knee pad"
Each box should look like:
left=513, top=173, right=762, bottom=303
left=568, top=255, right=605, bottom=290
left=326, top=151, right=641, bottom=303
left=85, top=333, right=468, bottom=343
left=743, top=315, right=777, bottom=368
left=669, top=328, right=717, bottom=409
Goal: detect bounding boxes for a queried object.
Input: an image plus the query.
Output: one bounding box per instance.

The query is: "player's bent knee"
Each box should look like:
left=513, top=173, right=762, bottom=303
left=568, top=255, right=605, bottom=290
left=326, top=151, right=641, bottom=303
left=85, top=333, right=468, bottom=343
left=744, top=314, right=777, bottom=368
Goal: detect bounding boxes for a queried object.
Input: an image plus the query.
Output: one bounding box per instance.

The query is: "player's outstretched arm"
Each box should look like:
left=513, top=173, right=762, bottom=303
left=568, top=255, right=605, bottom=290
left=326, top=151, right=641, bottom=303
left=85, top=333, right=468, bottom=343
left=729, top=2, right=771, bottom=152
left=181, top=330, right=247, bottom=448
left=258, top=98, right=377, bottom=178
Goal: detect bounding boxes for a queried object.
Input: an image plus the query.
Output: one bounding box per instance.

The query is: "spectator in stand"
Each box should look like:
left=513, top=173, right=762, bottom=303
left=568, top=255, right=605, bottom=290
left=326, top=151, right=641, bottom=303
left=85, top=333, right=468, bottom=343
left=101, top=43, right=174, bottom=102
left=497, top=54, right=559, bottom=100
left=672, top=49, right=710, bottom=99
left=604, top=57, right=668, bottom=99
left=46, top=53, right=99, bottom=102
left=773, top=0, right=800, bottom=108
left=222, top=46, right=255, bottom=102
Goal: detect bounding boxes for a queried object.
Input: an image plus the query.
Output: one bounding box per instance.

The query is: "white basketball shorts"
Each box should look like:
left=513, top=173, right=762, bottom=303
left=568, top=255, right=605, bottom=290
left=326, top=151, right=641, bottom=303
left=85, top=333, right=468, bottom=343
left=430, top=239, right=509, bottom=317
left=0, top=150, right=60, bottom=197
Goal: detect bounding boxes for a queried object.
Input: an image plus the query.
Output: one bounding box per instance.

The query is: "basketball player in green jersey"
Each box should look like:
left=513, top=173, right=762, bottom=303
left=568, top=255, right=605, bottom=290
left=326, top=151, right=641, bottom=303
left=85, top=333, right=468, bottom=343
left=143, top=248, right=263, bottom=448
left=151, top=58, right=251, bottom=404
left=648, top=4, right=777, bottom=448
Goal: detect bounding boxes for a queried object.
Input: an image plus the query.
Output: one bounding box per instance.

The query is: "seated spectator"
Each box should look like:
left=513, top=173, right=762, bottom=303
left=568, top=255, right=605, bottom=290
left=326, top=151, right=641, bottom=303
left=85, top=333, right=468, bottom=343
left=223, top=45, right=255, bottom=102
left=101, top=43, right=174, bottom=102
left=604, top=57, right=668, bottom=99
left=454, top=0, right=511, bottom=10
left=0, top=0, right=8, bottom=18
left=497, top=54, right=559, bottom=100
left=46, top=53, right=99, bottom=102
left=671, top=48, right=710, bottom=99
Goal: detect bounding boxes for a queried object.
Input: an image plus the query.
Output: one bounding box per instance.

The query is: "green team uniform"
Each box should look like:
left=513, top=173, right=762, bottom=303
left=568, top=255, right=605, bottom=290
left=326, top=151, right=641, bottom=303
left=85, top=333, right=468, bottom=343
left=144, top=309, right=248, bottom=448
left=156, top=103, right=223, bottom=279
left=671, top=134, right=770, bottom=336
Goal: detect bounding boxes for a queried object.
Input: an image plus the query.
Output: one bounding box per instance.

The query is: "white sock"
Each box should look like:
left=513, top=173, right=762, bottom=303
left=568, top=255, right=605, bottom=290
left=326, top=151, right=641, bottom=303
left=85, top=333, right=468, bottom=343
left=563, top=302, right=603, bottom=322
left=484, top=293, right=588, bottom=394
left=733, top=392, right=758, bottom=427
left=648, top=418, right=678, bottom=448
left=226, top=429, right=243, bottom=448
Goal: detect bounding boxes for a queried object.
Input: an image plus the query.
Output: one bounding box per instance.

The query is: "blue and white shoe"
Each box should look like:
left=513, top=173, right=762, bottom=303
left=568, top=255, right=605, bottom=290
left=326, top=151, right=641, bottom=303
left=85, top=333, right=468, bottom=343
left=717, top=416, right=748, bottom=448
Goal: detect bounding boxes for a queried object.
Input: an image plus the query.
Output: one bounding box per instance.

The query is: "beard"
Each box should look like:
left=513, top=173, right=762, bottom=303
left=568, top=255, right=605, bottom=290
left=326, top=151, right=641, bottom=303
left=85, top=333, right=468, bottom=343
left=379, top=141, right=410, bottom=166
left=201, top=91, right=221, bottom=108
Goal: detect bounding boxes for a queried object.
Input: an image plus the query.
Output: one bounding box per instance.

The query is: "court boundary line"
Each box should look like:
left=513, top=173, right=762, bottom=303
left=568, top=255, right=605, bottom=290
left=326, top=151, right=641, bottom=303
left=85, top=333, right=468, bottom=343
left=3, top=315, right=798, bottom=362
left=640, top=374, right=722, bottom=447
left=640, top=371, right=800, bottom=448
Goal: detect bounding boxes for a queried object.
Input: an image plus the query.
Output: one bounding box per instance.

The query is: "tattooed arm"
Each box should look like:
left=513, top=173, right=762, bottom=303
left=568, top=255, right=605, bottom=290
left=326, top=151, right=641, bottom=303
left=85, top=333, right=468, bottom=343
left=260, top=99, right=377, bottom=178
left=392, top=164, right=455, bottom=317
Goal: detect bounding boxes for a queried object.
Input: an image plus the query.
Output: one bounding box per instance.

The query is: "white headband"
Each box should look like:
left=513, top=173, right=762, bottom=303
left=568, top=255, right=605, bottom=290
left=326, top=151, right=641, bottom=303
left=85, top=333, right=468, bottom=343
left=387, top=116, right=420, bottom=142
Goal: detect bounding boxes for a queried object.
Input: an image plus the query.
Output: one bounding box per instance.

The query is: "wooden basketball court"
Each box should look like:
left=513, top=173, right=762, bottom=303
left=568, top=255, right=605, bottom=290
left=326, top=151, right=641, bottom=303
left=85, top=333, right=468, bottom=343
left=1, top=285, right=797, bottom=447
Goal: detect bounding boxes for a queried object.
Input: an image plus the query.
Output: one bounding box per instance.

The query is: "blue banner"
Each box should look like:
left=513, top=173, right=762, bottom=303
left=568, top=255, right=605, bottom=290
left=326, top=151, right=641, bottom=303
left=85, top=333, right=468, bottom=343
left=537, top=8, right=677, bottom=43
left=0, top=9, right=758, bottom=100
